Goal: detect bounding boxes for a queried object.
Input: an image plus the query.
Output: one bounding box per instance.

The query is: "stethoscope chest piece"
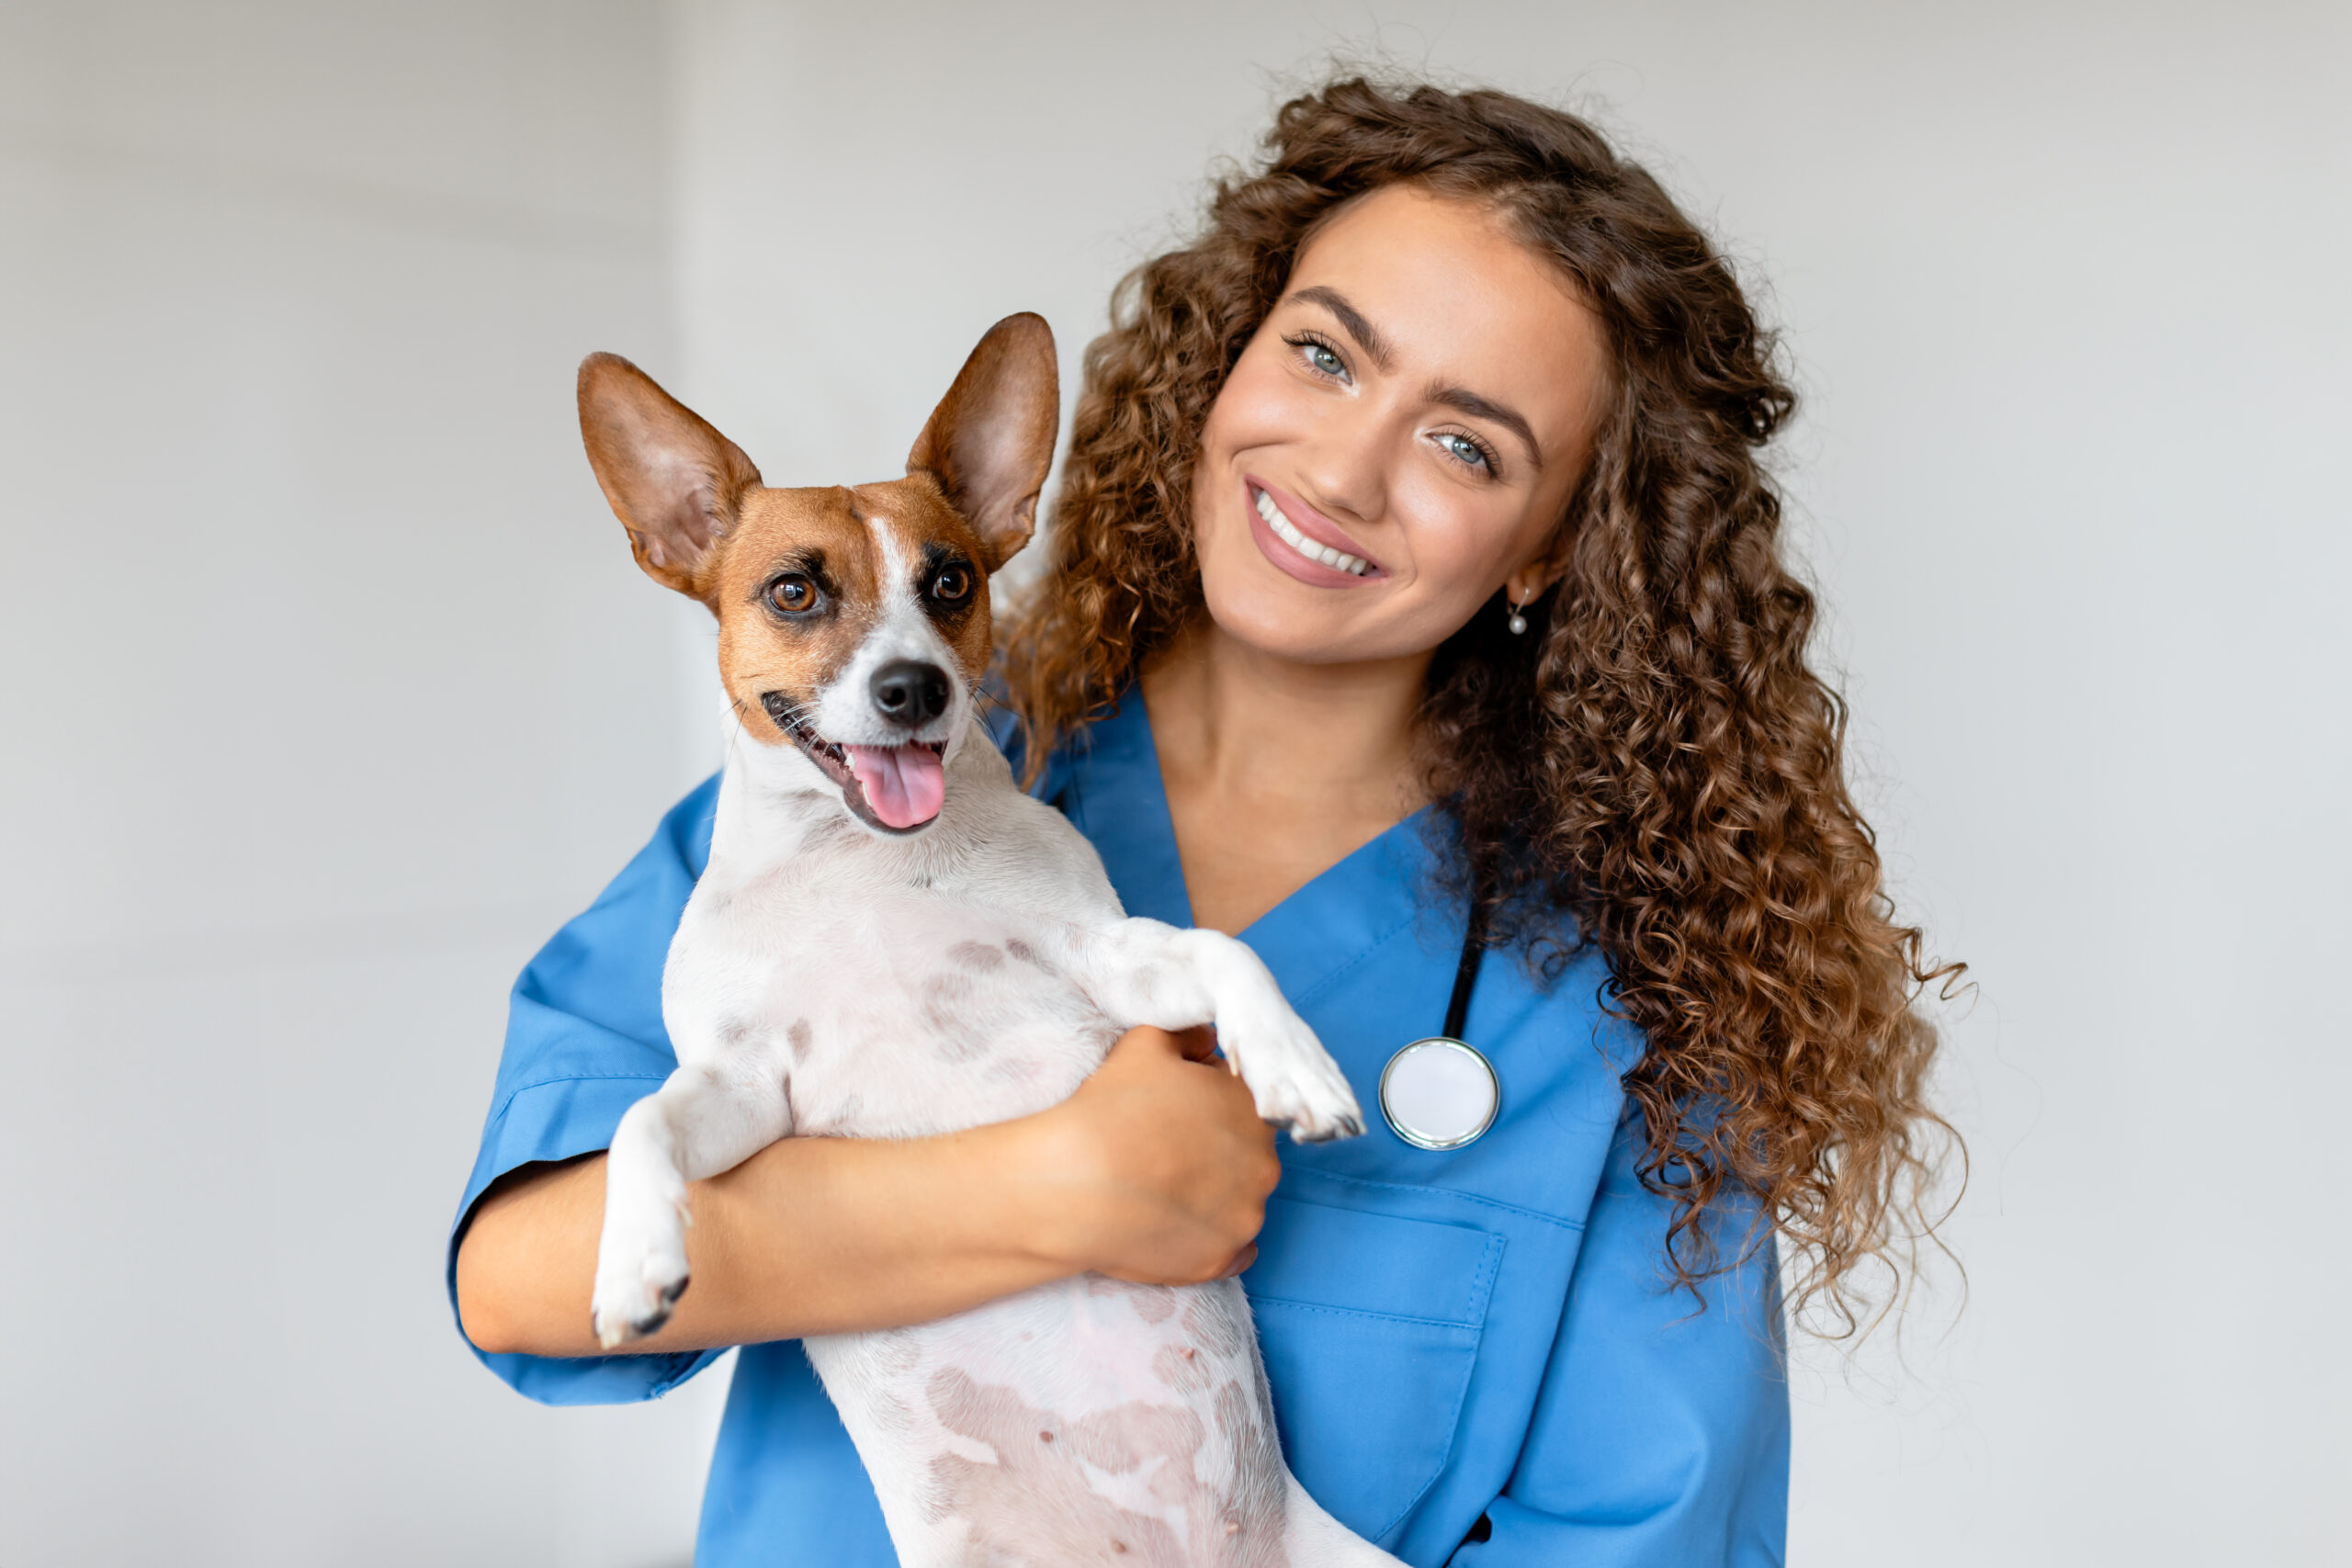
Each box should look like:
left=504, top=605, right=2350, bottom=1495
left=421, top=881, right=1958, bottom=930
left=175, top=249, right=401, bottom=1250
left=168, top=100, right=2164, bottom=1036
left=1378, top=1037, right=1499, bottom=1151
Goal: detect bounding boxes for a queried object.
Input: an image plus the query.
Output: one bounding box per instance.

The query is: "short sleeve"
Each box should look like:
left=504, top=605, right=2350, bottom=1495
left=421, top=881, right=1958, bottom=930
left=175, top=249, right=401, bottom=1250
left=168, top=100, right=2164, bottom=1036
left=1453, top=1111, right=1791, bottom=1565
left=446, top=776, right=726, bottom=1405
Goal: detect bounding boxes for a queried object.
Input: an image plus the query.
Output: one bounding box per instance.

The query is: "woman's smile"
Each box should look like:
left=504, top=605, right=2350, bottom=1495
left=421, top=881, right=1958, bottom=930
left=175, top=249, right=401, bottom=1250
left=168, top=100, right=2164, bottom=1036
left=1246, top=477, right=1384, bottom=582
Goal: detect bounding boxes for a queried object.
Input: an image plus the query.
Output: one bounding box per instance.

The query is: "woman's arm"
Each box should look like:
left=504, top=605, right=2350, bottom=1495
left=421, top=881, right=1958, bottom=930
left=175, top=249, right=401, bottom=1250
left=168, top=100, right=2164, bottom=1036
left=456, top=1024, right=1280, bottom=1357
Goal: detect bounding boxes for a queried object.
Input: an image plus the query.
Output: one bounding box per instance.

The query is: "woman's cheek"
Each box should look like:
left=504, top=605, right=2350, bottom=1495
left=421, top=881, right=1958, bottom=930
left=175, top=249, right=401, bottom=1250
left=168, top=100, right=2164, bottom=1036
left=1205, top=356, right=1310, bottom=459
left=1393, top=475, right=1512, bottom=602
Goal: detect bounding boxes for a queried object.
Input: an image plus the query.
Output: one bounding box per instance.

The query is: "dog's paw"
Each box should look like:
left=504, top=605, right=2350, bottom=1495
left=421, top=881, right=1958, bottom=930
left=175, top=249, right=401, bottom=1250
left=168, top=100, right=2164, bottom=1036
left=591, top=1266, right=689, bottom=1350
left=1222, top=998, right=1365, bottom=1144
left=590, top=1207, right=692, bottom=1350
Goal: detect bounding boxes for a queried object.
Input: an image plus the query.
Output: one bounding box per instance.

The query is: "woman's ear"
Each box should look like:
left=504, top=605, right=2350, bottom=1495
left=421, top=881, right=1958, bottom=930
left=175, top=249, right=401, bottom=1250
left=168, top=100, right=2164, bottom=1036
left=1503, top=559, right=1561, bottom=609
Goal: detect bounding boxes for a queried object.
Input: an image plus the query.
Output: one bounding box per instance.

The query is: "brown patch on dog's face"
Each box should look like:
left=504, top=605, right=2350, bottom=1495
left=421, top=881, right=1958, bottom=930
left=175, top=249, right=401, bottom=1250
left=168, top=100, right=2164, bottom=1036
left=701, top=476, right=995, bottom=749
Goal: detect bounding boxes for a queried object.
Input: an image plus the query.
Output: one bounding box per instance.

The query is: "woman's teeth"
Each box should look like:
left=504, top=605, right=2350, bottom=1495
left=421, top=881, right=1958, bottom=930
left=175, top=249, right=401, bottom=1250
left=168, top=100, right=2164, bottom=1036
left=1255, top=488, right=1371, bottom=577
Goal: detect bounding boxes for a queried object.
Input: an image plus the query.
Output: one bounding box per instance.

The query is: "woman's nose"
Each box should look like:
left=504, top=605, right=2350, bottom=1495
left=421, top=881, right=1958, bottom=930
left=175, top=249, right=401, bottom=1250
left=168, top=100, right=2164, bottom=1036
left=1295, top=398, right=1397, bottom=525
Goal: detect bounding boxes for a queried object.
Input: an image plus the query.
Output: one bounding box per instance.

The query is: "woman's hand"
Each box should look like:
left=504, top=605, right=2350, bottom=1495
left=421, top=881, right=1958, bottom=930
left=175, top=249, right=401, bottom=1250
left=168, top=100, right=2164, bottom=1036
left=1020, top=1024, right=1283, bottom=1284
left=457, top=1023, right=1282, bottom=1357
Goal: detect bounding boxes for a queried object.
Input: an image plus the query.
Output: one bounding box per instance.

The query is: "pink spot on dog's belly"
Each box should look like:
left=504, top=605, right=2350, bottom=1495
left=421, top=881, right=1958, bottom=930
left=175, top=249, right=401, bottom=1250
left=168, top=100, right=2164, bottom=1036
left=1087, top=1274, right=1179, bottom=1324
left=922, top=1368, right=1287, bottom=1567
left=1154, top=1342, right=1209, bottom=1394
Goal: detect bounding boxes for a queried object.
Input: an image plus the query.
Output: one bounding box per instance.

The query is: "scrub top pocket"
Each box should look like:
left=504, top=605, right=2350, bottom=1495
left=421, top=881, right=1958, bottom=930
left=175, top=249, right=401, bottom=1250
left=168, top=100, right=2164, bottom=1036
left=1240, top=1195, right=1505, bottom=1544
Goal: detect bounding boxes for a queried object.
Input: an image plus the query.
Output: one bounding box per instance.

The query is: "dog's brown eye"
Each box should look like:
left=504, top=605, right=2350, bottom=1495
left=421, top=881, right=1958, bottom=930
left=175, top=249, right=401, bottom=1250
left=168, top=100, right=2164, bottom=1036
left=931, top=563, right=972, bottom=604
left=768, top=574, right=817, bottom=614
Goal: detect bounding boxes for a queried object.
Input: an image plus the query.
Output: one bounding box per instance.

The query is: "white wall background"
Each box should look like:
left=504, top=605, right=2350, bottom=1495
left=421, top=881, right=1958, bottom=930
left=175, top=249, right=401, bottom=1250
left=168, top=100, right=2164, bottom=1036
left=4, top=1, right=2345, bottom=1564
left=0, top=4, right=725, bottom=1565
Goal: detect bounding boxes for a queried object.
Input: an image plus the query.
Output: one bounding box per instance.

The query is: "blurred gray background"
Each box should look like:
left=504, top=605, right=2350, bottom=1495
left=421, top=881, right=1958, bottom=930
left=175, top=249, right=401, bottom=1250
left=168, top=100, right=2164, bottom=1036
left=3, top=2, right=2345, bottom=1563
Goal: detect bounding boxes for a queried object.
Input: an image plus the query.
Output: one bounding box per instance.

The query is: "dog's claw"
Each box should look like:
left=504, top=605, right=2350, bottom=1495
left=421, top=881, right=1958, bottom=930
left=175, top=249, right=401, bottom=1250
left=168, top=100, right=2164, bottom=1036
left=625, top=1273, right=690, bottom=1339
left=592, top=1247, right=692, bottom=1348
left=1234, top=1024, right=1365, bottom=1144
left=1291, top=1111, right=1366, bottom=1145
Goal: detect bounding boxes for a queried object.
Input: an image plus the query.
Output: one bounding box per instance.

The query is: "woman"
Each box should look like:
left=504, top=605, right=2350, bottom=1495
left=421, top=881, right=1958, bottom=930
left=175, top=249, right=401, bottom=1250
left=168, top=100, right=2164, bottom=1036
left=453, top=78, right=1954, bottom=1566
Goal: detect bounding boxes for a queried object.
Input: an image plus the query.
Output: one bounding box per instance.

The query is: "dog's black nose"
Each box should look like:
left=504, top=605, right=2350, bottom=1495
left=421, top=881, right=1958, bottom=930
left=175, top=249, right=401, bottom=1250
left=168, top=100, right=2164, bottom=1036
left=870, top=660, right=950, bottom=727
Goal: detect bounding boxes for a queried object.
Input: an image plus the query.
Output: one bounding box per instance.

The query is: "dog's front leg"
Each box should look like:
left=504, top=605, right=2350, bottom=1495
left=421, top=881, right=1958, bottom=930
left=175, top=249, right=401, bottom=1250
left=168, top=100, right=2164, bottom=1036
left=591, top=1045, right=793, bottom=1348
left=1075, top=919, right=1364, bottom=1142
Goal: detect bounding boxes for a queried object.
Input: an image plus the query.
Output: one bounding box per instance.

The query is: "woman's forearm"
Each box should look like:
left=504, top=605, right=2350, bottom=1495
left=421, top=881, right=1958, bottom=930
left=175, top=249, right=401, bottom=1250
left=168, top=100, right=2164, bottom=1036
left=454, top=1025, right=1280, bottom=1358
left=457, top=1118, right=1078, bottom=1357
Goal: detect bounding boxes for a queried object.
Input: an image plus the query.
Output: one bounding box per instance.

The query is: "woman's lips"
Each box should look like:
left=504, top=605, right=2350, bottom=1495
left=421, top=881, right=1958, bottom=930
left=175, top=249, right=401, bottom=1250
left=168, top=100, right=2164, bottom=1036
left=1244, top=478, right=1384, bottom=586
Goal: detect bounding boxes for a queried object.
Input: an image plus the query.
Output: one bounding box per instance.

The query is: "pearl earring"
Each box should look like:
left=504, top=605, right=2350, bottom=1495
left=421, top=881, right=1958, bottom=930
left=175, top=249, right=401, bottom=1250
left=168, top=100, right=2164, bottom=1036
left=1507, top=593, right=1530, bottom=636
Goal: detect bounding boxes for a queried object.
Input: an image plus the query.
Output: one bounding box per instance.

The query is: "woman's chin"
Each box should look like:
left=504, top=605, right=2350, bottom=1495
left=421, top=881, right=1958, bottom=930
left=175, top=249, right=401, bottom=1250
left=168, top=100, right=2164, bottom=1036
left=1197, top=576, right=1419, bottom=669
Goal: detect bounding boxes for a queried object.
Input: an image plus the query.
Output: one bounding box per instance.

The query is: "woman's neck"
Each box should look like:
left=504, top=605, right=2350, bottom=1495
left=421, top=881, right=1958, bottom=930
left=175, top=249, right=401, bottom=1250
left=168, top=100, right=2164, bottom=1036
left=1138, top=620, right=1430, bottom=934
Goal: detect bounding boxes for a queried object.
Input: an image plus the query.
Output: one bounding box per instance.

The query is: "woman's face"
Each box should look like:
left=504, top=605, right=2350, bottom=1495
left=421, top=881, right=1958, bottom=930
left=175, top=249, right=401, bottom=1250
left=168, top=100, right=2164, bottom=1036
left=1190, top=184, right=1608, bottom=667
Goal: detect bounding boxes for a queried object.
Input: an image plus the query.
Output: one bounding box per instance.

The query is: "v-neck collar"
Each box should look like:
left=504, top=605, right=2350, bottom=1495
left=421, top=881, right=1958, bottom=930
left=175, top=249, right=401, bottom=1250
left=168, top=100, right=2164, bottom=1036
left=1056, top=694, right=1464, bottom=1011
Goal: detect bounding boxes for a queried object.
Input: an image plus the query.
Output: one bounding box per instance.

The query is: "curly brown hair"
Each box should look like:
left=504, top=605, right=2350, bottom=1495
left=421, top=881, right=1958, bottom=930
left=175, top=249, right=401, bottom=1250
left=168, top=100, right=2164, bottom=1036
left=1001, top=76, right=1962, bottom=1332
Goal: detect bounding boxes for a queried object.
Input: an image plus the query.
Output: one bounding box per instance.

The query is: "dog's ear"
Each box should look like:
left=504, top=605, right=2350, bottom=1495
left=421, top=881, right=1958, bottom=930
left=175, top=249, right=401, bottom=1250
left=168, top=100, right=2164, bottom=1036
left=906, top=313, right=1059, bottom=571
left=578, top=353, right=762, bottom=602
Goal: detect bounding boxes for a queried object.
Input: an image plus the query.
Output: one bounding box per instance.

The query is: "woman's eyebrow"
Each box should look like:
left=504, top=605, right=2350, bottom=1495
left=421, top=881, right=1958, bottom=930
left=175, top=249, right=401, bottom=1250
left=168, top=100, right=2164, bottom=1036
left=1426, top=384, right=1543, bottom=471
left=1289, top=286, right=1395, bottom=372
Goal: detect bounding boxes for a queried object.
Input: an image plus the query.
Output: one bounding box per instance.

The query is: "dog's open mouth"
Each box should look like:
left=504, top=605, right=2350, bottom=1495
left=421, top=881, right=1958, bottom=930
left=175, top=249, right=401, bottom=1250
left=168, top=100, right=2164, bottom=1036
left=763, top=695, right=947, bottom=832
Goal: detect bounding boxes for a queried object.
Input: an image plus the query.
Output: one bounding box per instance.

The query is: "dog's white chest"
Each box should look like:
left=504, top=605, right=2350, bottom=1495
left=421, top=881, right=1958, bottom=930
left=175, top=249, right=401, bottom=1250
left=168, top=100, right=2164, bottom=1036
left=673, top=863, right=1121, bottom=1140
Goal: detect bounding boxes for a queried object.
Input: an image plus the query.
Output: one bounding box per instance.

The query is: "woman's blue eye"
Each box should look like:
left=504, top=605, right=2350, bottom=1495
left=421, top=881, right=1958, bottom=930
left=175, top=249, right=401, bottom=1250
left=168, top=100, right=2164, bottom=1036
left=1283, top=332, right=1351, bottom=381
left=1439, top=434, right=1492, bottom=471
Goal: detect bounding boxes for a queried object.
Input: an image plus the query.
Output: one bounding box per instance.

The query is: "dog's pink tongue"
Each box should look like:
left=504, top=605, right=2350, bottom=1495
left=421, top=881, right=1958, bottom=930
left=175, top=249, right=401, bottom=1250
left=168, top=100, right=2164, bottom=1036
left=845, top=744, right=945, bottom=829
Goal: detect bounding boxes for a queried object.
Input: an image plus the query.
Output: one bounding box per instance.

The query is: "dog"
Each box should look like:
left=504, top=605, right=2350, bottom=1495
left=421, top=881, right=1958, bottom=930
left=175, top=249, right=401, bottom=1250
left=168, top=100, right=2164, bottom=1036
left=575, top=313, right=1403, bottom=1567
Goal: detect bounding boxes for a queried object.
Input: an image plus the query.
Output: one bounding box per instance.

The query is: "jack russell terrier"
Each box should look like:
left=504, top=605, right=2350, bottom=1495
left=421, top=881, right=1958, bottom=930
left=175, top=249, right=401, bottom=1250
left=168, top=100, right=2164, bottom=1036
left=576, top=313, right=1401, bottom=1566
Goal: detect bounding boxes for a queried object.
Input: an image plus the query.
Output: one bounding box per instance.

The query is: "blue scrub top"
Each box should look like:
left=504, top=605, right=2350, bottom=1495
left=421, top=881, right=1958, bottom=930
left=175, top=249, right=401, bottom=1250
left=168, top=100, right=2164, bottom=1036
left=449, top=697, right=1790, bottom=1566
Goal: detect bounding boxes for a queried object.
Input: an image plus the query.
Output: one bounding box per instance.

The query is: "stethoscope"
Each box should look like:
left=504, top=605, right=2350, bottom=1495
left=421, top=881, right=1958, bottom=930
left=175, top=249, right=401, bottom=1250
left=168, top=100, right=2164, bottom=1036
left=1377, top=892, right=1501, bottom=1151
